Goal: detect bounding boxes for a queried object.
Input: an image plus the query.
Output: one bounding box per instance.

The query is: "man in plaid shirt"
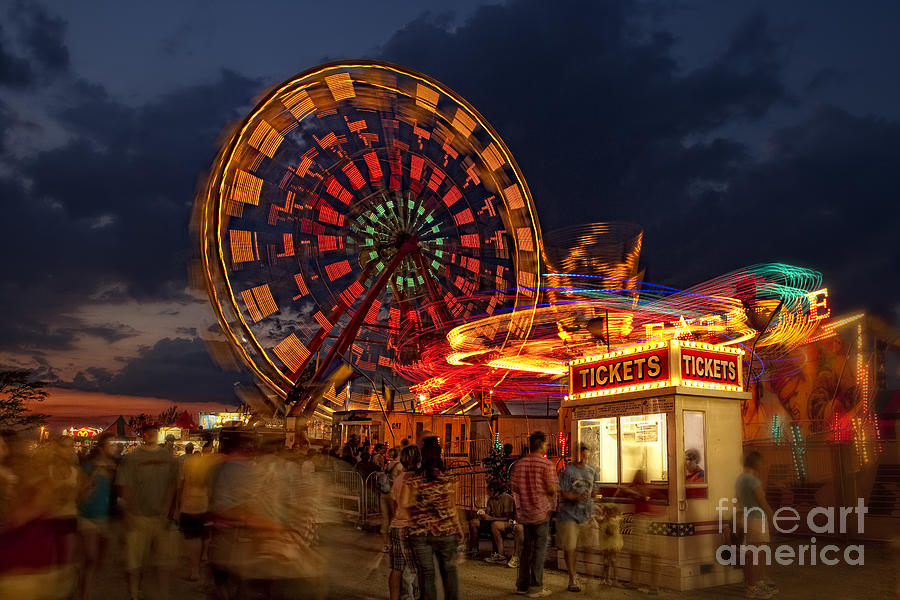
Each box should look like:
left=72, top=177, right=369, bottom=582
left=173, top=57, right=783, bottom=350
left=510, top=431, right=558, bottom=597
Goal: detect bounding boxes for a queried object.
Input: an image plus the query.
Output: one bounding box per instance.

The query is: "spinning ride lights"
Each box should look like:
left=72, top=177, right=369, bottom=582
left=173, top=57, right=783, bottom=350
left=543, top=222, right=644, bottom=349
left=542, top=222, right=644, bottom=301
left=196, top=62, right=542, bottom=414
left=446, top=263, right=834, bottom=385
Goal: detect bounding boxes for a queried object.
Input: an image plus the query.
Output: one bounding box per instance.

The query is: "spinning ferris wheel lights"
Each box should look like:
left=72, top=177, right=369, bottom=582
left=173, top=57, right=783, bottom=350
left=196, top=61, right=543, bottom=416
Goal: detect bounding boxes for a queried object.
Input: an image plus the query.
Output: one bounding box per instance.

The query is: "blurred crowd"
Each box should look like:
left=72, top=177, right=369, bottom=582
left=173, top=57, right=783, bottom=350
left=0, top=425, right=336, bottom=600
left=0, top=426, right=689, bottom=600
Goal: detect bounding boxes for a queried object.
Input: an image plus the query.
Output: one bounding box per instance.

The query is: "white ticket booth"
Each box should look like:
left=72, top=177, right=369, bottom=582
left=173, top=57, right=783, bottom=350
left=564, top=339, right=749, bottom=590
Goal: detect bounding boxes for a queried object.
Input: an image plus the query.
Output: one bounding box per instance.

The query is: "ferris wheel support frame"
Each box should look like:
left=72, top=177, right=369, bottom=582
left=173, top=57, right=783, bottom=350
left=285, top=260, right=378, bottom=383
left=289, top=237, right=422, bottom=416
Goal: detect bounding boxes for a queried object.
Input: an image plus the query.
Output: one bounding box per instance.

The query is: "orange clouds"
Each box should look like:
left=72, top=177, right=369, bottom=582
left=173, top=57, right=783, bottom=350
left=25, top=387, right=235, bottom=431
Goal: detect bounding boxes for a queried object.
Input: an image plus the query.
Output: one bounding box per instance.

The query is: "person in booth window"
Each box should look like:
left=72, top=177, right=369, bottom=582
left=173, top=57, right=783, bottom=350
left=685, top=448, right=705, bottom=483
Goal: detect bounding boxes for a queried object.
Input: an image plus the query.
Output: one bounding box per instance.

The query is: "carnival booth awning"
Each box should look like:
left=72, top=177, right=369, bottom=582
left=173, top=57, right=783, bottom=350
left=103, top=415, right=137, bottom=440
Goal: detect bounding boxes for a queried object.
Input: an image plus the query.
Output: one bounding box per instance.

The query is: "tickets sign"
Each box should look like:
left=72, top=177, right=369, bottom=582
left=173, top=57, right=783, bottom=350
left=567, top=340, right=744, bottom=402
left=680, top=348, right=740, bottom=386
left=571, top=347, right=669, bottom=396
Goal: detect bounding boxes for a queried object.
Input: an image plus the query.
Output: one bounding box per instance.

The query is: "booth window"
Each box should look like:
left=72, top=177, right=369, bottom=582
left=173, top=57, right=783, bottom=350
left=620, top=414, right=668, bottom=484
left=683, top=411, right=706, bottom=484
left=577, top=413, right=668, bottom=485
left=577, top=417, right=618, bottom=483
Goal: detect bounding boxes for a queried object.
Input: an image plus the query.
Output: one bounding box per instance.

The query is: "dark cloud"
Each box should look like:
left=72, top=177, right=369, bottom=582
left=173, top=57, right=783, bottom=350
left=0, top=26, right=33, bottom=87
left=0, top=314, right=80, bottom=352
left=642, top=105, right=900, bottom=317
left=0, top=99, right=15, bottom=151
left=378, top=0, right=787, bottom=231
left=805, top=67, right=845, bottom=93
left=0, top=1, right=68, bottom=88
left=81, top=323, right=140, bottom=343
left=378, top=0, right=897, bottom=319
left=71, top=366, right=113, bottom=390
left=0, top=313, right=138, bottom=352
left=10, top=1, right=70, bottom=72
left=0, top=69, right=260, bottom=356
left=83, top=337, right=248, bottom=403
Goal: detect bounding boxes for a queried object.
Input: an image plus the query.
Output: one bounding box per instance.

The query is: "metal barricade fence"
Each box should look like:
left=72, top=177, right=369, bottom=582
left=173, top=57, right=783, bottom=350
left=447, top=464, right=489, bottom=511
left=329, top=469, right=365, bottom=525
left=328, top=464, right=494, bottom=525
left=363, top=471, right=385, bottom=522
left=466, top=436, right=564, bottom=465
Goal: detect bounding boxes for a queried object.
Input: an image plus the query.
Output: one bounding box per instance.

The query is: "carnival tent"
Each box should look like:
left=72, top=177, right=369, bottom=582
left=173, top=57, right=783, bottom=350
left=103, top=415, right=136, bottom=440
left=174, top=410, right=199, bottom=431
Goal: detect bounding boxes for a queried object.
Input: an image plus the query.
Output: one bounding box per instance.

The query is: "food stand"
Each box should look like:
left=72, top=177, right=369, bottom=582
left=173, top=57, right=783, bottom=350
left=564, top=339, right=748, bottom=590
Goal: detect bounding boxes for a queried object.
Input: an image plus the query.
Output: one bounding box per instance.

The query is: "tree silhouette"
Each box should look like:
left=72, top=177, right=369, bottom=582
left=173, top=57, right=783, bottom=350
left=128, top=413, right=151, bottom=430
left=0, top=370, right=48, bottom=430
left=157, top=405, right=179, bottom=426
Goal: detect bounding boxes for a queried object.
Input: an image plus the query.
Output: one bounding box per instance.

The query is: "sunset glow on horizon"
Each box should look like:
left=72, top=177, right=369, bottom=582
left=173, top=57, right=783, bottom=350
left=25, top=387, right=236, bottom=431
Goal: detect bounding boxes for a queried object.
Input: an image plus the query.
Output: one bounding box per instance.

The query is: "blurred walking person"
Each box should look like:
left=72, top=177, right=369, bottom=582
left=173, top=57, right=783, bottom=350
left=736, top=451, right=777, bottom=599
left=48, top=437, right=81, bottom=567
left=0, top=432, right=76, bottom=600
left=388, top=444, right=420, bottom=600
left=596, top=504, right=623, bottom=586
left=623, top=470, right=660, bottom=594
left=116, top=424, right=179, bottom=600
left=557, top=443, right=599, bottom=592
left=510, top=431, right=557, bottom=598
left=209, top=431, right=328, bottom=599
left=177, top=435, right=221, bottom=582
left=403, top=436, right=464, bottom=600
left=380, top=446, right=403, bottom=553
left=78, top=432, right=120, bottom=600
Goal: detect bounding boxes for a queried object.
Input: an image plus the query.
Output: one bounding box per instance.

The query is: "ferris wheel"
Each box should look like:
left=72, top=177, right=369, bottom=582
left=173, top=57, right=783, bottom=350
left=197, top=61, right=542, bottom=415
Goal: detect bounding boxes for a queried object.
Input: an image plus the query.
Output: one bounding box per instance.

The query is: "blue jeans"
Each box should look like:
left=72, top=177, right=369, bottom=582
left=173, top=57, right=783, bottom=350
left=517, top=520, right=550, bottom=593
left=409, top=534, right=459, bottom=600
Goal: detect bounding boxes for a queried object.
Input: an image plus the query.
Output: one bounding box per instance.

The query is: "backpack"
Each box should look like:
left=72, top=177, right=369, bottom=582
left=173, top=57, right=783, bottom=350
left=377, top=460, right=401, bottom=494
left=376, top=470, right=393, bottom=494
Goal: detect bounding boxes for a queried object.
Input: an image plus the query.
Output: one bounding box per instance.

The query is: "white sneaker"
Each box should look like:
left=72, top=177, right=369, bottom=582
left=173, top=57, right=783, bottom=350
left=746, top=583, right=774, bottom=599
left=507, top=555, right=520, bottom=568
left=527, top=588, right=552, bottom=598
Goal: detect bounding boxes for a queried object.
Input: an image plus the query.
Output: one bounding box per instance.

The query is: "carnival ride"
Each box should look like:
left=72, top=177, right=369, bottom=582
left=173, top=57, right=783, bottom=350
left=195, top=60, right=871, bottom=430
left=196, top=61, right=541, bottom=418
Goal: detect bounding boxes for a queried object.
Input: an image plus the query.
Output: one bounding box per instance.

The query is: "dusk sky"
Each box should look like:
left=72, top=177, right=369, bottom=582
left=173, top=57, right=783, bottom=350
left=1, top=0, right=898, bottom=419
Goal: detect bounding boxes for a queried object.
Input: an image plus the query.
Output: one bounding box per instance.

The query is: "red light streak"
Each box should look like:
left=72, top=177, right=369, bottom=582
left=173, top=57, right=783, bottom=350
left=324, top=260, right=352, bottom=281
left=364, top=151, right=382, bottom=182
left=443, top=187, right=463, bottom=207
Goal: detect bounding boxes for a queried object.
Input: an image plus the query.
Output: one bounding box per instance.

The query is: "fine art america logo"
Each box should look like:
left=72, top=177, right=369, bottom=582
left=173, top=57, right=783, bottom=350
left=715, top=498, right=868, bottom=566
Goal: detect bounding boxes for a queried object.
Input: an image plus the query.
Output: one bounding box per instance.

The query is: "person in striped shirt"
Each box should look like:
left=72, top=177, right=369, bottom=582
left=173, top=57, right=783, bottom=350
left=510, top=431, right=557, bottom=598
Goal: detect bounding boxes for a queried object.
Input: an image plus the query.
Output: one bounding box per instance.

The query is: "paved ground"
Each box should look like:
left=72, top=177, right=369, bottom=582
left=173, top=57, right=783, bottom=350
left=89, top=524, right=897, bottom=599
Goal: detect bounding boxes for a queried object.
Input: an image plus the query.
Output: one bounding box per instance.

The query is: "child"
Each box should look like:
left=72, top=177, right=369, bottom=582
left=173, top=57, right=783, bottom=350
left=596, top=503, right=624, bottom=586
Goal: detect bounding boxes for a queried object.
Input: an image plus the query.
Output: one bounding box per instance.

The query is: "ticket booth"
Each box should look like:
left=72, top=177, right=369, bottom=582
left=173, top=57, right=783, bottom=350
left=564, top=339, right=748, bottom=591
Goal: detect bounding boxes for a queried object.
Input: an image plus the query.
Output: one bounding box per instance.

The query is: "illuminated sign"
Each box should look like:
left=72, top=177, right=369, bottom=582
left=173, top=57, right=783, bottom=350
left=199, top=412, right=248, bottom=429
left=566, top=340, right=744, bottom=402
left=680, top=348, right=739, bottom=386
left=643, top=287, right=830, bottom=344
left=63, top=426, right=102, bottom=438
left=571, top=347, right=669, bottom=397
